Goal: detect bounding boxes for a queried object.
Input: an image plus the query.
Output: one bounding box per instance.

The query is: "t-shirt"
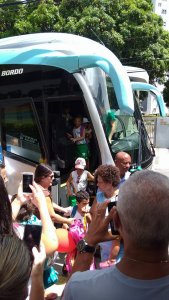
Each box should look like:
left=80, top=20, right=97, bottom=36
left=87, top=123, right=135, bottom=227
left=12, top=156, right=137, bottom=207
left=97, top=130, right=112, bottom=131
left=73, top=125, right=86, bottom=145
left=64, top=205, right=90, bottom=222
left=105, top=110, right=116, bottom=136
left=71, top=170, right=89, bottom=191
left=119, top=171, right=131, bottom=186
left=96, top=190, right=117, bottom=215
left=62, top=266, right=169, bottom=300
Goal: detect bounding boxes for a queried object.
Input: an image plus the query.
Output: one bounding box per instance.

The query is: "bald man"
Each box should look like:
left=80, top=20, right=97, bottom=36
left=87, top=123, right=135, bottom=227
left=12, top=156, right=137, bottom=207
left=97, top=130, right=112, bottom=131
left=115, top=152, right=131, bottom=185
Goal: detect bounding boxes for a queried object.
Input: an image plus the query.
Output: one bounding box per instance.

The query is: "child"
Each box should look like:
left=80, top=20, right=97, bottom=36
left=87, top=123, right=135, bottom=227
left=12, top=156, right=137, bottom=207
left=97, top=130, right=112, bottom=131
left=64, top=190, right=91, bottom=228
left=83, top=117, right=93, bottom=145
left=67, top=116, right=90, bottom=163
left=62, top=191, right=92, bottom=275
left=66, top=157, right=94, bottom=201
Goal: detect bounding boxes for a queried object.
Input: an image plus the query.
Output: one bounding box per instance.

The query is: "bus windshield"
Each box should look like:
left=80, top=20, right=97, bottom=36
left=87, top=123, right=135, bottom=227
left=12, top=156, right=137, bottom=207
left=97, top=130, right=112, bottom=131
left=85, top=70, right=153, bottom=167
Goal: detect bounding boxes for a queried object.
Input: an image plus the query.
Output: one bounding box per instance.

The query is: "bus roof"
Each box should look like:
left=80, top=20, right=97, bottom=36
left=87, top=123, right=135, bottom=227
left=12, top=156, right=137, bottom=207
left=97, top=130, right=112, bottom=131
left=0, top=32, right=134, bottom=114
left=124, top=66, right=149, bottom=83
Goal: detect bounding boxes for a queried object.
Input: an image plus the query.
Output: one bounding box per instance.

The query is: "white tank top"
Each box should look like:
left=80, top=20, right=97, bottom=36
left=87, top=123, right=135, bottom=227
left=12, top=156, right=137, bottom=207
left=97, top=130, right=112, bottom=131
left=73, top=126, right=86, bottom=144
left=71, top=170, right=88, bottom=191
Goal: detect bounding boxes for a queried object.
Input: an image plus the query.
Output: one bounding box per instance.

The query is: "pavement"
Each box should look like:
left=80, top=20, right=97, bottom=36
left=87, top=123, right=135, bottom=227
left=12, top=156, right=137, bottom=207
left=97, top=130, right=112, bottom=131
left=46, top=253, right=67, bottom=299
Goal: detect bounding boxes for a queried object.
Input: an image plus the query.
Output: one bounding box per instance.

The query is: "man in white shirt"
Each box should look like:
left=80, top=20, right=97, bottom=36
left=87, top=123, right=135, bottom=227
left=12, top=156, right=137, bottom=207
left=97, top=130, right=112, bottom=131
left=115, top=151, right=131, bottom=184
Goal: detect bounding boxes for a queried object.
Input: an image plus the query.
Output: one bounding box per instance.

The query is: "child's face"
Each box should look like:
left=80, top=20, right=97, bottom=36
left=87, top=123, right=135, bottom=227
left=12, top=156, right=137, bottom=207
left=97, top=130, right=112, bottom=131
left=77, top=199, right=89, bottom=215
left=76, top=168, right=84, bottom=176
left=74, top=117, right=82, bottom=128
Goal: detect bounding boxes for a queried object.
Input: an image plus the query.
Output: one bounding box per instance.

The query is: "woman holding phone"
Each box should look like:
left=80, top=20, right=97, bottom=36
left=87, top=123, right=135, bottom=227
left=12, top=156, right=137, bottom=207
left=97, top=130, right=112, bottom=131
left=34, top=163, right=74, bottom=226
left=12, top=180, right=60, bottom=300
left=0, top=175, right=46, bottom=300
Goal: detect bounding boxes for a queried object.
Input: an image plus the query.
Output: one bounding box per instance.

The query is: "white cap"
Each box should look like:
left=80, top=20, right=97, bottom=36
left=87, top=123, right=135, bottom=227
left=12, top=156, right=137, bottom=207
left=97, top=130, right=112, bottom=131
left=83, top=117, right=89, bottom=123
left=75, top=157, right=86, bottom=170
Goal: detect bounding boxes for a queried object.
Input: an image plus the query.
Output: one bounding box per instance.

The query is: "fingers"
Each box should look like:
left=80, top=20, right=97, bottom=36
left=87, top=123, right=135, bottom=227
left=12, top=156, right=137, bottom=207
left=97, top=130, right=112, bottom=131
left=93, top=200, right=109, bottom=219
left=29, top=182, right=45, bottom=199
left=29, top=183, right=36, bottom=194
left=92, top=201, right=120, bottom=240
left=32, top=245, right=39, bottom=258
left=29, top=181, right=41, bottom=193
left=32, top=242, right=46, bottom=263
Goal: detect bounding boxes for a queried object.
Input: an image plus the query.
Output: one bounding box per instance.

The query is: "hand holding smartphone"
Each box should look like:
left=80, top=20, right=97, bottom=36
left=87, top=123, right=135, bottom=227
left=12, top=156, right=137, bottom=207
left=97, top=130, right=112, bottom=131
left=108, top=201, right=118, bottom=235
left=22, top=172, right=34, bottom=194
left=23, top=224, right=42, bottom=261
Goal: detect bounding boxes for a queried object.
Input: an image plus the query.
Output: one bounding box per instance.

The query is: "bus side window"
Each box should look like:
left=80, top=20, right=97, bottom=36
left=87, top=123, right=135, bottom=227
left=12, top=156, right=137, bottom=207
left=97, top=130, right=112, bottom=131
left=1, top=103, right=44, bottom=163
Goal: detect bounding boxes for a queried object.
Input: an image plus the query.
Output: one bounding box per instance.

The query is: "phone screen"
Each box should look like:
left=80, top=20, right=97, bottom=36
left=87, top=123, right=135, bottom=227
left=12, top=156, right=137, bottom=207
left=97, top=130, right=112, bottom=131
left=108, top=201, right=118, bottom=235
left=23, top=224, right=42, bottom=258
left=22, top=173, right=33, bottom=193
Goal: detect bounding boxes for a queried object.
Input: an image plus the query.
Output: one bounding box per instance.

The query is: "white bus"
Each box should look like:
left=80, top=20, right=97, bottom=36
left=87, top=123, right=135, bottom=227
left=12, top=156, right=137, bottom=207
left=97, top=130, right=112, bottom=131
left=0, top=33, right=165, bottom=198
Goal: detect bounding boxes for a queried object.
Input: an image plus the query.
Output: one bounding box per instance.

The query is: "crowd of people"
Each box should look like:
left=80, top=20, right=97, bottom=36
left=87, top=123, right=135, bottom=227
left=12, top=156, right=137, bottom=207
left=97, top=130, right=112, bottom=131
left=1, top=150, right=169, bottom=300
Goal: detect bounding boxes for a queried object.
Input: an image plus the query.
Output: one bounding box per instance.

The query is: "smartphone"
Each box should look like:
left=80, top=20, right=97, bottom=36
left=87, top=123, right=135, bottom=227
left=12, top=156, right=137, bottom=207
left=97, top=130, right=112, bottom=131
left=23, top=224, right=42, bottom=256
left=108, top=201, right=118, bottom=235
left=22, top=172, right=34, bottom=193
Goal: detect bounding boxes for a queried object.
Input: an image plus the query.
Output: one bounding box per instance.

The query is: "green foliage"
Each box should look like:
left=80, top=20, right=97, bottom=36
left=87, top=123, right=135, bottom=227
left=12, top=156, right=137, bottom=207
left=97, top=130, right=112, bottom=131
left=0, top=0, right=169, bottom=81
left=163, top=80, right=169, bottom=107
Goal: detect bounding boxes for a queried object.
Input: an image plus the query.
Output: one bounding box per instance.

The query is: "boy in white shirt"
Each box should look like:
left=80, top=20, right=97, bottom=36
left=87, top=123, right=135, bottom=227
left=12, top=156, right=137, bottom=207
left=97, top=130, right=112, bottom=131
left=64, top=190, right=91, bottom=229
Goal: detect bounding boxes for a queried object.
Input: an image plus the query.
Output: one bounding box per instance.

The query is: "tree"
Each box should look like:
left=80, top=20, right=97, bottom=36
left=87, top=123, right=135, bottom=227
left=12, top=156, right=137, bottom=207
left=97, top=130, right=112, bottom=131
left=163, top=80, right=169, bottom=107
left=14, top=0, right=60, bottom=34
left=0, top=0, right=169, bottom=82
left=56, top=0, right=169, bottom=81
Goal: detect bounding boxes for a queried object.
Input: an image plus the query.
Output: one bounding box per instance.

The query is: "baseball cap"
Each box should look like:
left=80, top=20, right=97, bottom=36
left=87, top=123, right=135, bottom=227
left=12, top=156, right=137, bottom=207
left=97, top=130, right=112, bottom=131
left=83, top=117, right=89, bottom=123
left=75, top=157, right=86, bottom=170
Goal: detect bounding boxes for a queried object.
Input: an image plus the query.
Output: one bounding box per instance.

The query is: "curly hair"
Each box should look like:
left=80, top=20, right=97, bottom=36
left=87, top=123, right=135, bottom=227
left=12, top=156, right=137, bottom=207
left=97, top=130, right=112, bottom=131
left=95, top=165, right=120, bottom=187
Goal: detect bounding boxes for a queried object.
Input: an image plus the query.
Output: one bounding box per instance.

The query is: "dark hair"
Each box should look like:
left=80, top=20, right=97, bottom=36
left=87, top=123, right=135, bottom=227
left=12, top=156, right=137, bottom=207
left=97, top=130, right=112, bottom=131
left=0, top=163, right=5, bottom=169
left=11, top=195, right=35, bottom=223
left=0, top=176, right=13, bottom=235
left=34, top=163, right=53, bottom=183
left=74, top=116, right=83, bottom=122
left=76, top=190, right=89, bottom=203
left=95, top=165, right=120, bottom=187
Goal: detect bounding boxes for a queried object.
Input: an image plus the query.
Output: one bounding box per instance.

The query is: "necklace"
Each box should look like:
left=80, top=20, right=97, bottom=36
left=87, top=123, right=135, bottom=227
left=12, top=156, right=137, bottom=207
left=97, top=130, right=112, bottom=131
left=123, top=255, right=169, bottom=264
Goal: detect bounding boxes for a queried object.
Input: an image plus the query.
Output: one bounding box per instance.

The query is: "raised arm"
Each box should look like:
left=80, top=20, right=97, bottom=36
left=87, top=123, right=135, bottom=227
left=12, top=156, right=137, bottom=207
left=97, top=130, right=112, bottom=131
left=52, top=202, right=69, bottom=214
left=87, top=171, right=94, bottom=181
left=29, top=243, right=46, bottom=300
left=66, top=173, right=76, bottom=196
left=29, top=182, right=59, bottom=256
left=11, top=183, right=30, bottom=221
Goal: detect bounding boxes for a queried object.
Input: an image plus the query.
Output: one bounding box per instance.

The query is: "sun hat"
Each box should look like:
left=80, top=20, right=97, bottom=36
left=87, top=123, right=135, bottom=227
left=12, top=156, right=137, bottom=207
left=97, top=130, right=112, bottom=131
left=75, top=157, right=86, bottom=170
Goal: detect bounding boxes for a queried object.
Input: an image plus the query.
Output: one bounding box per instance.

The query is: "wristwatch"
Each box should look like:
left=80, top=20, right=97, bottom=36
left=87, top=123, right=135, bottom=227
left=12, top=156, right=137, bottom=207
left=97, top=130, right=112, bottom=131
left=77, top=239, right=96, bottom=254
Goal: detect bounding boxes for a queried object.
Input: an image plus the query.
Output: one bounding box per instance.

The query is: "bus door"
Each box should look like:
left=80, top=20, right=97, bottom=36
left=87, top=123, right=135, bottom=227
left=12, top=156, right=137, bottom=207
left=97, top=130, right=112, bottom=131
left=44, top=87, right=100, bottom=177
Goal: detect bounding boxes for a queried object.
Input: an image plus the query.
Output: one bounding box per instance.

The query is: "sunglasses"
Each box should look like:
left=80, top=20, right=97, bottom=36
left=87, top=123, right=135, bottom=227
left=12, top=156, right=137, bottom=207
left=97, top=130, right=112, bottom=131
left=49, top=174, right=54, bottom=179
